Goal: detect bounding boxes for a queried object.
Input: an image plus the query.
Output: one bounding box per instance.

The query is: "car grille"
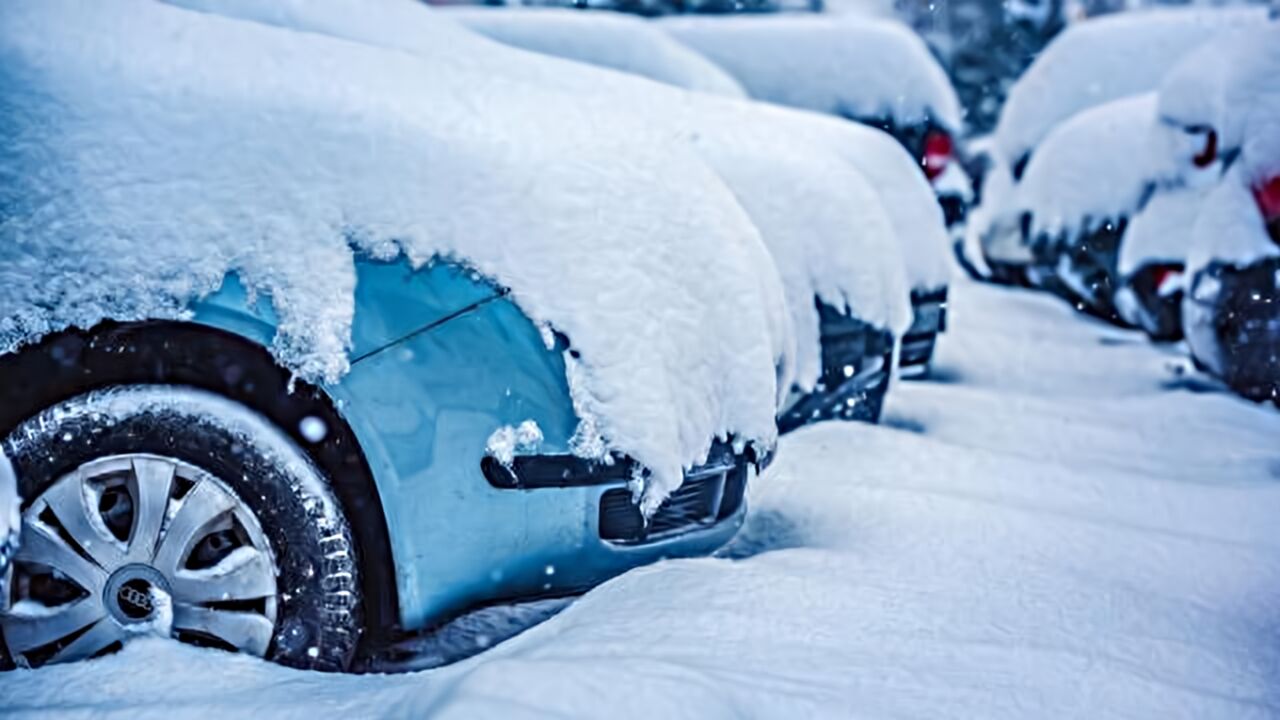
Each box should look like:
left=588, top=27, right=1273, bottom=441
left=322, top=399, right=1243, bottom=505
left=599, top=461, right=747, bottom=545
left=901, top=288, right=948, bottom=369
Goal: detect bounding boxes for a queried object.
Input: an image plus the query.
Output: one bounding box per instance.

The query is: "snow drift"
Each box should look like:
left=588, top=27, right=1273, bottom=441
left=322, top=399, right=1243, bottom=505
left=441, top=7, right=747, bottom=98
left=0, top=0, right=795, bottom=511
left=660, top=14, right=962, bottom=133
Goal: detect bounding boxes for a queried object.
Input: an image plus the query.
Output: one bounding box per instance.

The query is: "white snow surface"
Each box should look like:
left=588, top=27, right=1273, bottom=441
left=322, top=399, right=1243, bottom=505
left=995, top=7, right=1267, bottom=165
left=0, top=0, right=795, bottom=512
left=660, top=14, right=963, bottom=133
left=1017, top=93, right=1176, bottom=241
left=168, top=0, right=933, bottom=392
left=6, top=279, right=1280, bottom=718
left=1118, top=184, right=1211, bottom=276
left=439, top=7, right=747, bottom=98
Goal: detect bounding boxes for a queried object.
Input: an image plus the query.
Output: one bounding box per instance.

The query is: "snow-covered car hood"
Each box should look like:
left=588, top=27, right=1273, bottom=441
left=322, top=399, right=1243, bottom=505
left=165, top=0, right=936, bottom=399
left=659, top=14, right=962, bottom=135
left=1016, top=93, right=1177, bottom=243
left=994, top=7, right=1266, bottom=167
left=0, top=0, right=796, bottom=512
left=440, top=7, right=747, bottom=99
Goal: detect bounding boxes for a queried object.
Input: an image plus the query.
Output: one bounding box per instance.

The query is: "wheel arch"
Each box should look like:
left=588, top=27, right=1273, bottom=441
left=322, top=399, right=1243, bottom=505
left=0, top=317, right=400, bottom=655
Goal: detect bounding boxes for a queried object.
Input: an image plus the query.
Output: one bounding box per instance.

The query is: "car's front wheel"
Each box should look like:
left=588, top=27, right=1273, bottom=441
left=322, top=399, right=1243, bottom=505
left=0, top=386, right=362, bottom=670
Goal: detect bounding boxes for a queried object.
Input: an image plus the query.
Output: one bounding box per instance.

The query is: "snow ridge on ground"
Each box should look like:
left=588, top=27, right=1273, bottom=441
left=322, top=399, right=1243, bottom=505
left=5, top=280, right=1280, bottom=719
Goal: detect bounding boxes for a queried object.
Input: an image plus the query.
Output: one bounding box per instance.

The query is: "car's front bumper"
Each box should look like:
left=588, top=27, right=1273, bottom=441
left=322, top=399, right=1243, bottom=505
left=777, top=304, right=894, bottom=433
left=0, top=456, right=16, bottom=607
left=1185, top=258, right=1280, bottom=403
left=900, top=287, right=948, bottom=377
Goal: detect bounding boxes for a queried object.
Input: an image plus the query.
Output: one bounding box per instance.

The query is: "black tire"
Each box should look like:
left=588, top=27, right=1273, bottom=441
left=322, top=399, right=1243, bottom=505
left=1, top=385, right=362, bottom=671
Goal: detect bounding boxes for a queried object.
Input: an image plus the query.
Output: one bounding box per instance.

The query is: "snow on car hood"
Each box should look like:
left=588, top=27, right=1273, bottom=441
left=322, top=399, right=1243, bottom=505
left=0, top=0, right=796, bottom=513
left=1016, top=93, right=1177, bottom=242
left=994, top=7, right=1266, bottom=167
left=166, top=0, right=928, bottom=398
left=439, top=7, right=747, bottom=99
left=1118, top=185, right=1210, bottom=277
left=659, top=14, right=962, bottom=134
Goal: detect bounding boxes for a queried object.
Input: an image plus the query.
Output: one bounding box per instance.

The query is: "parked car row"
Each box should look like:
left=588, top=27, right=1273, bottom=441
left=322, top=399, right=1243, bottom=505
left=0, top=0, right=952, bottom=671
left=959, top=6, right=1280, bottom=404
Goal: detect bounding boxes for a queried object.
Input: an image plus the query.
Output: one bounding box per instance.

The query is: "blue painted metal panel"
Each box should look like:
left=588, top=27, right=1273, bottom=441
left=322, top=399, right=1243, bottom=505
left=188, top=258, right=745, bottom=632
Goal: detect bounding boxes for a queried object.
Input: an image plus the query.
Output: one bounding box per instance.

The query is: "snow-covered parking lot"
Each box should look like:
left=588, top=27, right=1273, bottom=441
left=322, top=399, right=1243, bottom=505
left=5, top=277, right=1279, bottom=719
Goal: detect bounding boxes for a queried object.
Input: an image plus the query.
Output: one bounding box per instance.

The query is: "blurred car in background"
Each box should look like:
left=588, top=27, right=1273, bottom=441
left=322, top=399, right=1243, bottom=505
left=964, top=7, right=1267, bottom=287
left=660, top=15, right=956, bottom=377
left=1160, top=22, right=1280, bottom=401
left=660, top=14, right=970, bottom=230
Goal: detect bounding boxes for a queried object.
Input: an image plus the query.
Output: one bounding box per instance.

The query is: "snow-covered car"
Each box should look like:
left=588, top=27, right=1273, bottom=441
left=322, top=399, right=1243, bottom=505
left=0, top=455, right=16, bottom=608
left=0, top=0, right=794, bottom=670
left=1015, top=93, right=1179, bottom=325
left=657, top=15, right=957, bottom=376
left=441, top=7, right=747, bottom=98
left=660, top=15, right=970, bottom=230
left=439, top=5, right=915, bottom=421
left=967, top=6, right=1267, bottom=285
left=1161, top=22, right=1280, bottom=401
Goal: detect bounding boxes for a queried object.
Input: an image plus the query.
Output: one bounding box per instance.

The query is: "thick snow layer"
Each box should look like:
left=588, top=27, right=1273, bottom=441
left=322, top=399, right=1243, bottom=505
left=1118, top=185, right=1210, bottom=276
left=7, top=280, right=1280, bottom=718
left=1158, top=23, right=1280, bottom=170
left=659, top=14, right=963, bottom=133
left=1, top=0, right=795, bottom=512
left=168, top=0, right=930, bottom=393
left=1187, top=165, right=1280, bottom=272
left=1164, top=21, right=1280, bottom=271
left=1017, top=93, right=1176, bottom=241
left=439, top=8, right=747, bottom=98
left=995, top=7, right=1267, bottom=165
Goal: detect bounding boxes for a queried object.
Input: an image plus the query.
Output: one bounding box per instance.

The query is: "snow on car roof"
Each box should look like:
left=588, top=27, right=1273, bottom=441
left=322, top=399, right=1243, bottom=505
left=659, top=15, right=963, bottom=133
left=166, top=1, right=935, bottom=395
left=439, top=7, right=748, bottom=98
left=0, top=0, right=796, bottom=513
left=1017, top=93, right=1176, bottom=242
left=1158, top=22, right=1280, bottom=183
left=995, top=7, right=1267, bottom=165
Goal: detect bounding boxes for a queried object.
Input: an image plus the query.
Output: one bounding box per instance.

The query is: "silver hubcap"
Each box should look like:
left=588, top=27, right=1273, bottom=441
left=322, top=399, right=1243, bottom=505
left=1, top=455, right=278, bottom=666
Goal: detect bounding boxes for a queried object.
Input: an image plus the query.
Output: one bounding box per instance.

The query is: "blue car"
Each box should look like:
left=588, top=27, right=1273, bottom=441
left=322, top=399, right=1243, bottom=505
left=0, top=258, right=763, bottom=671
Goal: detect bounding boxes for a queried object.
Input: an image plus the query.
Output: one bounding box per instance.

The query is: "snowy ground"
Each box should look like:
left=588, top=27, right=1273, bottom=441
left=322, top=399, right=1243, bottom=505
left=4, top=278, right=1280, bottom=719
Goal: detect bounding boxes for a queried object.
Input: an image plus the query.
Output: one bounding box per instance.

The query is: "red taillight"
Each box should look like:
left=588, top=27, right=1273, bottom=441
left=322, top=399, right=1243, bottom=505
left=1151, top=264, right=1184, bottom=296
left=1256, top=174, right=1280, bottom=243
left=1254, top=175, right=1280, bottom=222
left=921, top=130, right=953, bottom=182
